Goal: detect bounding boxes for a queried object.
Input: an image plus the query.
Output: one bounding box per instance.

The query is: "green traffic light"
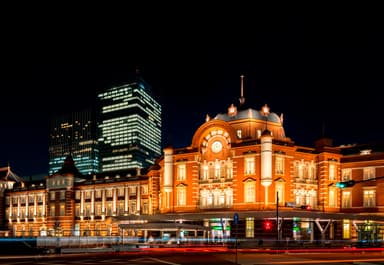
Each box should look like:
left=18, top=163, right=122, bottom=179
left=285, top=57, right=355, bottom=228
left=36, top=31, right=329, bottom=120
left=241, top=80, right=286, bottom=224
left=336, top=180, right=355, bottom=188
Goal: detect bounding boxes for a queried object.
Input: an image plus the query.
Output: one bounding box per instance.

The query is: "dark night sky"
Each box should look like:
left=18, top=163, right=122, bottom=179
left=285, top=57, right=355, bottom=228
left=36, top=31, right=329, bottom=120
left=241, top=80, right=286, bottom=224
left=0, top=13, right=383, bottom=177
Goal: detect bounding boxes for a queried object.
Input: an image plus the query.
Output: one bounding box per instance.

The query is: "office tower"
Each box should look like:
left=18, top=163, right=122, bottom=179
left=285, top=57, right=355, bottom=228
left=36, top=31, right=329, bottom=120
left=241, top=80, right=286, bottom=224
left=97, top=75, right=162, bottom=172
left=49, top=109, right=99, bottom=175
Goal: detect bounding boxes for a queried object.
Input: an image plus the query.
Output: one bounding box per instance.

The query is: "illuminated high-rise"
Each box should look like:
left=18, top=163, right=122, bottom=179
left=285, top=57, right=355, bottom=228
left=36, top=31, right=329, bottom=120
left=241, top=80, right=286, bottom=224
left=98, top=75, right=161, bottom=172
left=49, top=109, right=99, bottom=175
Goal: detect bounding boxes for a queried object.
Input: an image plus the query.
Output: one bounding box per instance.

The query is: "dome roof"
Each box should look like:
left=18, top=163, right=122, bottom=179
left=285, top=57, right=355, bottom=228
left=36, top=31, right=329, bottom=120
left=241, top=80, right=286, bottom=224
left=214, top=108, right=281, bottom=124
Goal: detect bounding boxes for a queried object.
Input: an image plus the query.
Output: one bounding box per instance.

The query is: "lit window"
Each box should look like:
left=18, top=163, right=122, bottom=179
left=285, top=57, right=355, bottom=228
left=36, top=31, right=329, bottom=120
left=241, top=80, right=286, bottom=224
left=177, top=186, right=187, bottom=206
left=237, top=130, right=242, bottom=139
left=343, top=219, right=350, bottom=239
left=329, top=164, right=336, bottom=181
left=177, top=164, right=186, bottom=181
left=244, top=179, right=255, bottom=203
left=226, top=160, right=233, bottom=179
left=215, top=160, right=220, bottom=178
left=202, top=163, right=209, bottom=180
left=275, top=157, right=284, bottom=175
left=60, top=203, right=65, bottom=216
left=245, top=217, right=254, bottom=238
left=363, top=167, right=375, bottom=180
left=328, top=187, right=337, bottom=208
left=363, top=189, right=376, bottom=207
left=245, top=157, right=255, bottom=175
left=341, top=191, right=351, bottom=208
left=342, top=168, right=352, bottom=181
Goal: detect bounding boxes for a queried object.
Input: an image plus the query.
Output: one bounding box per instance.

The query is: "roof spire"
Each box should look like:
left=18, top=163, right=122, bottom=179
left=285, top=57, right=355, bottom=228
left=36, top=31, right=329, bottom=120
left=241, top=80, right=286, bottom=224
left=239, top=75, right=245, bottom=106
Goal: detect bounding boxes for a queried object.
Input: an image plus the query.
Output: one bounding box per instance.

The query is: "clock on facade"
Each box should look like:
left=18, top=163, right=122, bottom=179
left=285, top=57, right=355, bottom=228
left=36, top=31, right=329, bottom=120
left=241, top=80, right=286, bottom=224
left=211, top=140, right=223, bottom=153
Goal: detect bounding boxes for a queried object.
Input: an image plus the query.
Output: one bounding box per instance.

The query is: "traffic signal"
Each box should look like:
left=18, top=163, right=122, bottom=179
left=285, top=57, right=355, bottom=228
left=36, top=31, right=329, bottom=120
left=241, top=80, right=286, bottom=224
left=263, top=220, right=272, bottom=230
left=335, top=180, right=355, bottom=188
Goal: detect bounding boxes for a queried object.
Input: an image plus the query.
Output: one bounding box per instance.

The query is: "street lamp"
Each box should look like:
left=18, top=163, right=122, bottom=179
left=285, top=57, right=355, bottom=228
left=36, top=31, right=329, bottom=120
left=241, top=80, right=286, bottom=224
left=276, top=191, right=279, bottom=248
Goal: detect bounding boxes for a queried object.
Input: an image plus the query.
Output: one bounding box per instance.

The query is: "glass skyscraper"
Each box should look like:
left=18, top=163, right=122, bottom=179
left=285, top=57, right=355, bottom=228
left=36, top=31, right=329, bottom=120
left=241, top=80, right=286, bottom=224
left=97, top=76, right=162, bottom=172
left=49, top=109, right=99, bottom=175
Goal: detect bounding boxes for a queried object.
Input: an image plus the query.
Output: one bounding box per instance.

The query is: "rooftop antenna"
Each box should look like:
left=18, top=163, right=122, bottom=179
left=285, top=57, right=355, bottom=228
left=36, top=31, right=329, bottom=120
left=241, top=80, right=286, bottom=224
left=239, top=75, right=245, bottom=106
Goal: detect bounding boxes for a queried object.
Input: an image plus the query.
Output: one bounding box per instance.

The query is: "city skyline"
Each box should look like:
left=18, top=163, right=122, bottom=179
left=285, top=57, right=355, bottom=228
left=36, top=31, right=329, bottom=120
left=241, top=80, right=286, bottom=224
left=1, top=16, right=383, bottom=177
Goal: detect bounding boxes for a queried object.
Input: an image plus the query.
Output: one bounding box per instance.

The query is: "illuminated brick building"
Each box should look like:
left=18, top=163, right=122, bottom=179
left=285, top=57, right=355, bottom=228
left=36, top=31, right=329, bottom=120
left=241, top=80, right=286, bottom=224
left=2, top=76, right=384, bottom=246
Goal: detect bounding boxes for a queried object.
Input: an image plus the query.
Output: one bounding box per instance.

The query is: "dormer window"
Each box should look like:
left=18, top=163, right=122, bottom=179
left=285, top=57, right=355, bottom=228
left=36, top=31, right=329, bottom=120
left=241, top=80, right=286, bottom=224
left=228, top=104, right=237, bottom=117
left=360, top=149, right=372, bottom=155
left=237, top=130, right=242, bottom=139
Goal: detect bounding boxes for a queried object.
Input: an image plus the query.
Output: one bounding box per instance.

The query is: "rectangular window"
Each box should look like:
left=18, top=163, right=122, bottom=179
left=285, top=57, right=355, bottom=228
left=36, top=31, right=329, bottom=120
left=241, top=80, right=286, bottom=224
left=202, top=164, right=209, bottom=180
left=341, top=191, right=351, bottom=208
left=118, top=201, right=124, bottom=215
left=177, top=164, right=186, bottom=181
left=177, top=186, right=187, bottom=206
left=342, top=169, right=352, bottom=181
left=245, top=217, right=254, bottom=238
left=129, top=201, right=136, bottom=214
left=20, top=208, right=25, bottom=218
left=106, top=202, right=112, bottom=216
left=245, top=157, right=255, bottom=175
left=226, top=161, right=233, bottom=179
left=60, top=203, right=65, bottom=216
left=141, top=185, right=148, bottom=195
left=328, top=188, right=337, bottom=208
left=75, top=205, right=80, bottom=217
left=129, top=186, right=136, bottom=195
left=275, top=157, right=284, bottom=175
left=329, top=164, right=336, bottom=181
left=363, top=167, right=375, bottom=180
left=38, top=206, right=44, bottom=217
left=95, top=203, right=101, bottom=216
left=142, top=200, right=149, bottom=214
left=363, top=189, right=376, bottom=207
left=50, top=205, right=55, bottom=217
left=215, top=162, right=220, bottom=178
left=343, top=219, right=350, bottom=239
left=29, top=207, right=34, bottom=218
left=85, top=203, right=91, bottom=216
left=244, top=181, right=255, bottom=203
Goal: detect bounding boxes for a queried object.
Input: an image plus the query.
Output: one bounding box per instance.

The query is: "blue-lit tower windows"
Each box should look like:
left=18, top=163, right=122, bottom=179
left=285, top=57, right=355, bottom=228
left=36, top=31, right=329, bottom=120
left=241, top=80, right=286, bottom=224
left=49, top=109, right=99, bottom=175
left=97, top=77, right=161, bottom=172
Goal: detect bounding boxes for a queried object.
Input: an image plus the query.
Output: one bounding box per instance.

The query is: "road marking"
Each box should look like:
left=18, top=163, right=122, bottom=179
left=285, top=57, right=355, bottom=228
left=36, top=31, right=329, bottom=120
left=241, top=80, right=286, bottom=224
left=147, top=257, right=181, bottom=265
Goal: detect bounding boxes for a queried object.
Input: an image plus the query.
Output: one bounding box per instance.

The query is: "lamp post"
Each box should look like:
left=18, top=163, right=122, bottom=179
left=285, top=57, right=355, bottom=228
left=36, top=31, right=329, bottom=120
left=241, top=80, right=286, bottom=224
left=276, top=191, right=279, bottom=248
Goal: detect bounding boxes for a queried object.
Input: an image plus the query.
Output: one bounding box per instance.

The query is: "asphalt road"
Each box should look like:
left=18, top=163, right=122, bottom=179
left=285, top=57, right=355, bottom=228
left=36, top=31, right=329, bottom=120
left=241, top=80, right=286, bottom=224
left=2, top=251, right=384, bottom=265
